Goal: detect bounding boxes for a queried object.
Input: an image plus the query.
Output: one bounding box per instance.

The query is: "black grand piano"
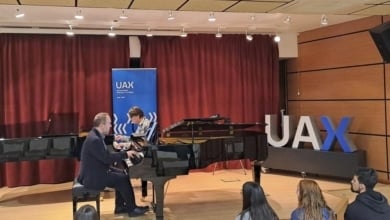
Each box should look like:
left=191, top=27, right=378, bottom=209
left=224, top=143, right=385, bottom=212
left=129, top=116, right=268, bottom=220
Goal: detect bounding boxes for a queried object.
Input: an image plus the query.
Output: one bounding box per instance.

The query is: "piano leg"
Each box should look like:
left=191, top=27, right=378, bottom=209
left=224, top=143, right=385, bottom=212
left=143, top=175, right=176, bottom=220
left=141, top=180, right=148, bottom=197
left=252, top=161, right=262, bottom=184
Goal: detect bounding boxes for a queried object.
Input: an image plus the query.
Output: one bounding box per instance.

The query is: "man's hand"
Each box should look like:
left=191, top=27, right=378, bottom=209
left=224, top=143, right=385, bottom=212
left=126, top=150, right=139, bottom=158
left=113, top=141, right=132, bottom=150
left=114, top=134, right=124, bottom=141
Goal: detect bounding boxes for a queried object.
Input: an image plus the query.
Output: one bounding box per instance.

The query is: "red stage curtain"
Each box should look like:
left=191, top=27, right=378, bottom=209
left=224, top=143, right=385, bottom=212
left=140, top=34, right=280, bottom=130
left=0, top=34, right=129, bottom=138
left=0, top=159, right=78, bottom=187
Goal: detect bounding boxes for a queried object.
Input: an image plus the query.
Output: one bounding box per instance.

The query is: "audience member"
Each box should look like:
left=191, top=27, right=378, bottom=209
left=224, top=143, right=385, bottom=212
left=236, top=181, right=279, bottom=220
left=344, top=167, right=390, bottom=220
left=291, top=179, right=335, bottom=220
left=77, top=112, right=148, bottom=217
left=75, top=204, right=98, bottom=220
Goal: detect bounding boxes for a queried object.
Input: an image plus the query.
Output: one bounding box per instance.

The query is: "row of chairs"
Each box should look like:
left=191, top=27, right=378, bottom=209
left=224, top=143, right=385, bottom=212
left=0, top=136, right=76, bottom=162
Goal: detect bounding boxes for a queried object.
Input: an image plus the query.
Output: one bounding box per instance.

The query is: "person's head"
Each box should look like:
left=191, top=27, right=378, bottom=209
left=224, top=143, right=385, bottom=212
left=351, top=167, right=378, bottom=193
left=296, top=179, right=329, bottom=219
left=242, top=181, right=266, bottom=210
left=128, top=106, right=144, bottom=124
left=297, top=179, right=327, bottom=206
left=93, top=112, right=111, bottom=135
left=75, top=204, right=99, bottom=220
left=241, top=181, right=278, bottom=220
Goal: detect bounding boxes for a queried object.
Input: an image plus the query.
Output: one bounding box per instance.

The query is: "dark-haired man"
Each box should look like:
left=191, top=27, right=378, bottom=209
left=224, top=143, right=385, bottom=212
left=114, top=106, right=151, bottom=150
left=114, top=106, right=152, bottom=200
left=344, top=167, right=390, bottom=220
left=77, top=112, right=148, bottom=217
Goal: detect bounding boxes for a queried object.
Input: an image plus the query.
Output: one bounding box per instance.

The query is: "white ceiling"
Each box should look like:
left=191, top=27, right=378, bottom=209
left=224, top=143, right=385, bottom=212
left=0, top=0, right=389, bottom=36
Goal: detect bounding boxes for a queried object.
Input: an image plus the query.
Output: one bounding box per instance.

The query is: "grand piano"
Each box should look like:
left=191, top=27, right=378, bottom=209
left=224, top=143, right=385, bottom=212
left=129, top=116, right=268, bottom=220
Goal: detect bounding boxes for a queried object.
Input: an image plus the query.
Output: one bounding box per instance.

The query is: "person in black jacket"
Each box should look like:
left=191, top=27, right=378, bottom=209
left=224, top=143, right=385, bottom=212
left=77, top=112, right=148, bottom=217
left=344, top=167, right=390, bottom=220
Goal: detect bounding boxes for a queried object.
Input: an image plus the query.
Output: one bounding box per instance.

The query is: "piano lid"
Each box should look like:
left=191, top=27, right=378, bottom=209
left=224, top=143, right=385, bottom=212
left=162, top=116, right=266, bottom=138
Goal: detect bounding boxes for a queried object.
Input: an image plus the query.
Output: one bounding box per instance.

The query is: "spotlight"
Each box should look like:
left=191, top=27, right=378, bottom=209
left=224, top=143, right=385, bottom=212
left=215, top=27, right=222, bottom=38
left=283, top=16, right=291, bottom=24
left=208, top=12, right=216, bottom=22
left=146, top=28, right=153, bottom=37
left=108, top=26, right=116, bottom=37
left=321, top=14, right=328, bottom=25
left=168, top=10, right=175, bottom=21
left=246, top=31, right=253, bottom=41
left=119, top=10, right=128, bottom=19
left=74, top=9, right=84, bottom=20
left=274, top=35, right=281, bottom=42
left=180, top=27, right=187, bottom=37
left=15, top=8, right=24, bottom=18
left=66, top=25, right=74, bottom=36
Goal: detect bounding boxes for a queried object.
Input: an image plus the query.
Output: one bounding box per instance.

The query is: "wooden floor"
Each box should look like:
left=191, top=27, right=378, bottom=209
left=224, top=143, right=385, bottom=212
left=0, top=168, right=388, bottom=220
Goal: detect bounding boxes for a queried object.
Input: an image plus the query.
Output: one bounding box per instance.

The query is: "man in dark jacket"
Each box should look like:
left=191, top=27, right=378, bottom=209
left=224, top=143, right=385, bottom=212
left=344, top=167, right=390, bottom=220
left=77, top=112, right=148, bottom=217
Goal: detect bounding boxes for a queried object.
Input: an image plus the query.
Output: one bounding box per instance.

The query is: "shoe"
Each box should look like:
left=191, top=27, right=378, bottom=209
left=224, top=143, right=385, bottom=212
left=115, top=205, right=148, bottom=214
left=128, top=207, right=148, bottom=217
left=136, top=205, right=149, bottom=210
left=114, top=206, right=128, bottom=214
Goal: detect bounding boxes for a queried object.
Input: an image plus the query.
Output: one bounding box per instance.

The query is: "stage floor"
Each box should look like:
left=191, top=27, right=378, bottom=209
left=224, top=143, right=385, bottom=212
left=0, top=168, right=387, bottom=220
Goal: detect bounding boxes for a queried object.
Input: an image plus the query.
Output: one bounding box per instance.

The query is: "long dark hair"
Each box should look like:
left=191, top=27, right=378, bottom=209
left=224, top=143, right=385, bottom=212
left=239, top=181, right=279, bottom=220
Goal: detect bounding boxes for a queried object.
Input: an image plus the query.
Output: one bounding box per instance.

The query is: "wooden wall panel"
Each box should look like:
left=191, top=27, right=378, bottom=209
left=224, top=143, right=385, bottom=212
left=298, top=16, right=382, bottom=43
left=287, top=65, right=384, bottom=100
left=292, top=32, right=382, bottom=72
left=386, top=101, right=390, bottom=136
left=287, top=101, right=385, bottom=134
left=386, top=64, right=390, bottom=99
left=377, top=172, right=389, bottom=183
left=286, top=16, right=390, bottom=180
left=351, top=134, right=387, bottom=171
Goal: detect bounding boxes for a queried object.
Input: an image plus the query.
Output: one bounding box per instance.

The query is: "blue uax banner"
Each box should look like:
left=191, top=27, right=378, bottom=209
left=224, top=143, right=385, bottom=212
left=111, top=68, right=157, bottom=135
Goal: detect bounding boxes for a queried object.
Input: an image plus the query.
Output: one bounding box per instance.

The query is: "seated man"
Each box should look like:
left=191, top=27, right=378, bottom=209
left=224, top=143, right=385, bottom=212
left=114, top=106, right=151, bottom=143
left=344, top=167, right=390, bottom=220
left=77, top=112, right=148, bottom=217
left=114, top=106, right=153, bottom=199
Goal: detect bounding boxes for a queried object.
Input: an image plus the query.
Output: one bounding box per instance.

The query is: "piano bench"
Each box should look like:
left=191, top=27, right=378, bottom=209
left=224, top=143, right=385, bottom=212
left=72, top=178, right=101, bottom=220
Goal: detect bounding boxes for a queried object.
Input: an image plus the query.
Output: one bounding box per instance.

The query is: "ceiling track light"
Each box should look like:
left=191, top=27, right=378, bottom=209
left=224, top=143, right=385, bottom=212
left=74, top=9, right=84, bottom=20
left=274, top=35, right=281, bottom=42
left=321, top=14, right=328, bottom=25
left=180, top=27, right=187, bottom=37
left=108, top=26, right=116, bottom=37
left=208, top=12, right=216, bottom=22
left=119, top=10, right=128, bottom=19
left=283, top=16, right=291, bottom=24
left=15, top=8, right=24, bottom=18
left=66, top=25, right=74, bottom=36
left=146, top=28, right=153, bottom=37
left=167, top=10, right=175, bottom=21
left=215, top=27, right=222, bottom=38
left=246, top=31, right=253, bottom=41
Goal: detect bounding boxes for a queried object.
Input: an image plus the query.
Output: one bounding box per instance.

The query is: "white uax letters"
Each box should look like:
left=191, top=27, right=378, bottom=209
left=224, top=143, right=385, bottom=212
left=265, top=114, right=357, bottom=152
left=116, top=81, right=134, bottom=89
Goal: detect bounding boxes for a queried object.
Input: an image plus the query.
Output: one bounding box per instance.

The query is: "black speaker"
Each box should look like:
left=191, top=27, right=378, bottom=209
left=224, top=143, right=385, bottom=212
left=129, top=57, right=141, bottom=68
left=369, top=22, right=390, bottom=63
